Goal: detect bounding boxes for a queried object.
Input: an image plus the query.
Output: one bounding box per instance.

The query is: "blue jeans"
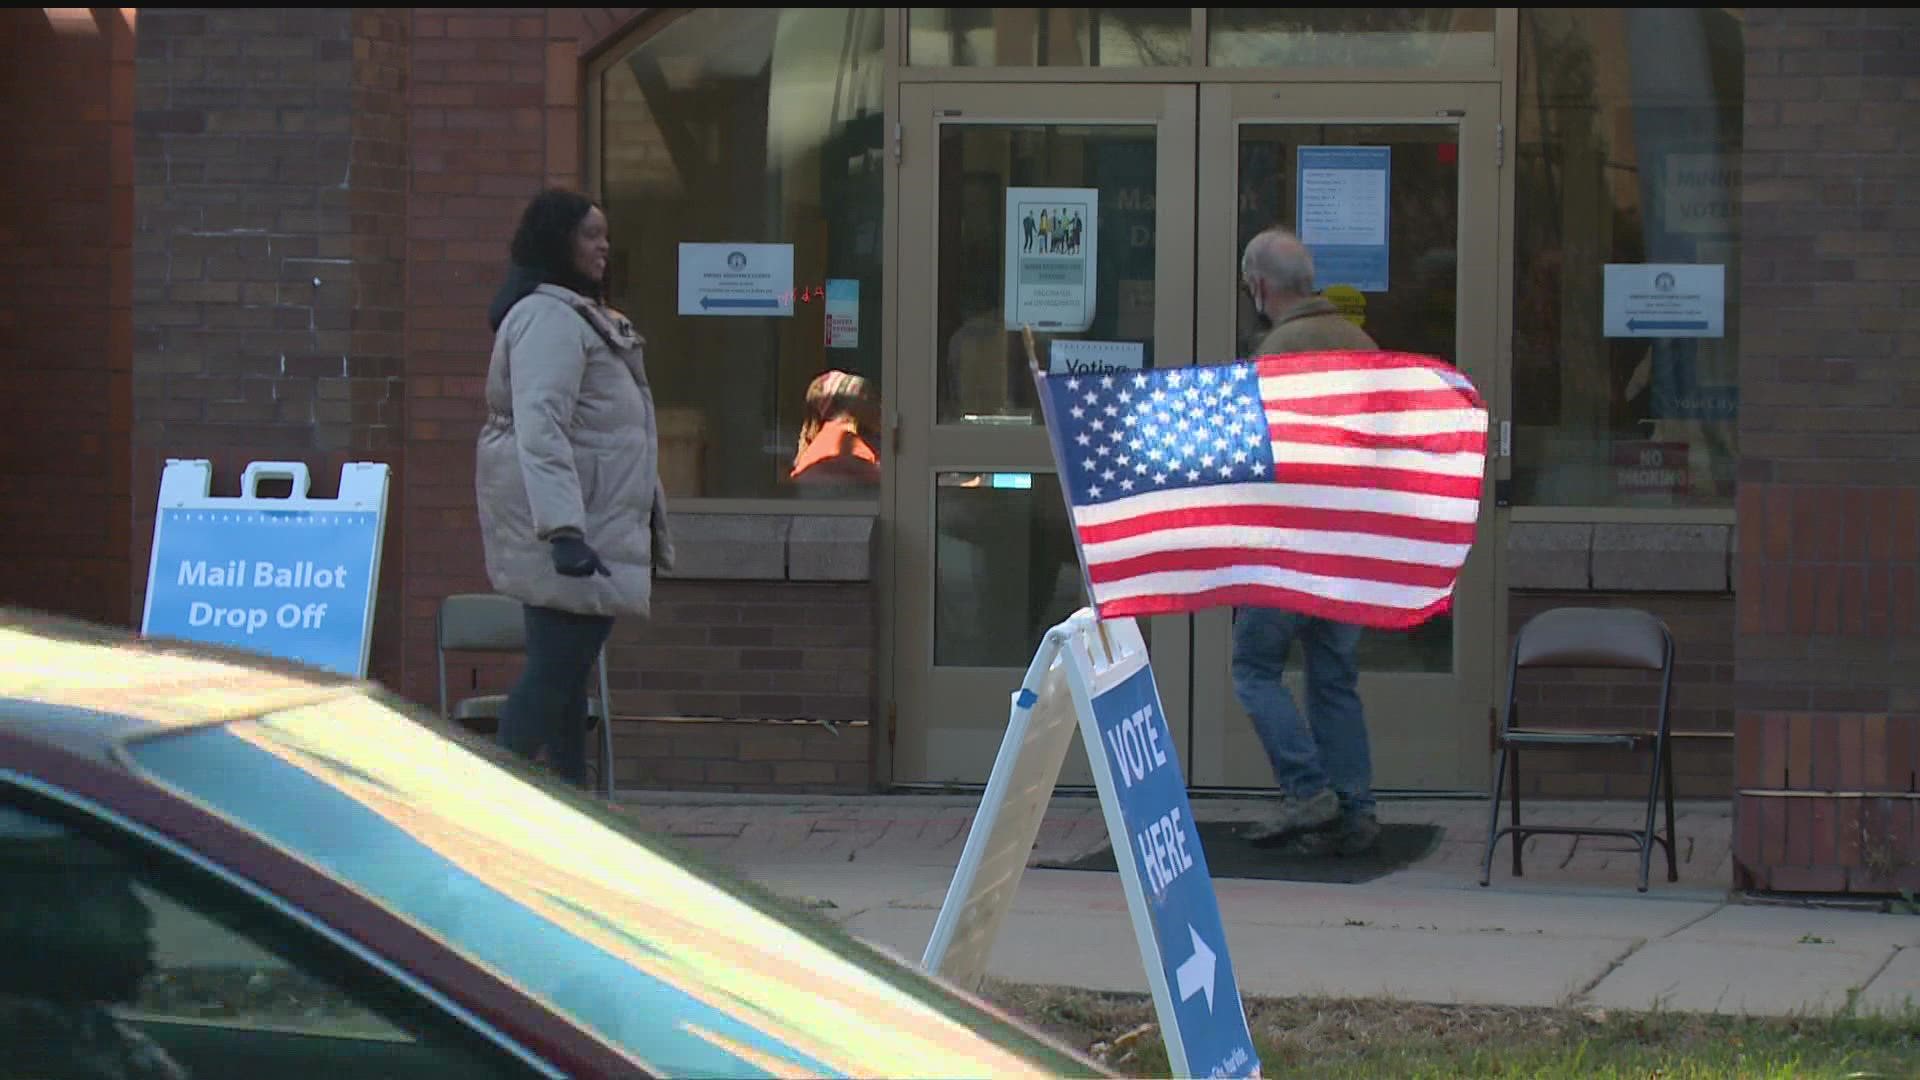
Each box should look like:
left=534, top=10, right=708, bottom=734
left=500, top=605, right=614, bottom=787
left=1230, top=607, right=1374, bottom=815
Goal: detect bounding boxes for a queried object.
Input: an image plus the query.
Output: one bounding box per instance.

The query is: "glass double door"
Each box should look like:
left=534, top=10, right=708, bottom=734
left=891, top=81, right=1500, bottom=792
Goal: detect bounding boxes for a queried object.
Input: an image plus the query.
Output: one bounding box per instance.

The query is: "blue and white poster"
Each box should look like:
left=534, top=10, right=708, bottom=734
left=145, top=509, right=380, bottom=677
left=1091, top=664, right=1259, bottom=1079
left=1005, top=187, right=1099, bottom=332
left=1297, top=146, right=1391, bottom=293
left=141, top=461, right=388, bottom=678
left=677, top=243, right=796, bottom=317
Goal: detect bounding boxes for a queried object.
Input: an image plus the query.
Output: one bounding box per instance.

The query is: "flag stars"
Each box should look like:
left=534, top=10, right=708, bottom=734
left=1054, top=362, right=1273, bottom=503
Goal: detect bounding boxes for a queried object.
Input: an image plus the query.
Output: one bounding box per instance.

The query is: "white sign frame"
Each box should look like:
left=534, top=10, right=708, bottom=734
left=1004, top=187, right=1099, bottom=333
left=140, top=459, right=390, bottom=679
left=1603, top=263, right=1726, bottom=338
left=1049, top=339, right=1146, bottom=376
left=677, top=242, right=796, bottom=317
left=926, top=610, right=1258, bottom=1078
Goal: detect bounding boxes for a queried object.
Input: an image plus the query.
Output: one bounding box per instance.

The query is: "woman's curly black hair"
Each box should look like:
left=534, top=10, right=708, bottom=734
left=488, top=187, right=604, bottom=330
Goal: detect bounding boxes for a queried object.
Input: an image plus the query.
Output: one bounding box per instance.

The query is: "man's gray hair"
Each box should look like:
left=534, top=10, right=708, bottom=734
left=1240, top=226, right=1316, bottom=297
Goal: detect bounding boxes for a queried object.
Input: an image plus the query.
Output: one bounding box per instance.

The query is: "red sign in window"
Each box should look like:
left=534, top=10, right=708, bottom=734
left=1611, top=442, right=1691, bottom=495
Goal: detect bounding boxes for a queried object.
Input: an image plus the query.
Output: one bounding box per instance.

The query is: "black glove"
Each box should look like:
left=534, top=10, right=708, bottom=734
left=550, top=534, right=610, bottom=578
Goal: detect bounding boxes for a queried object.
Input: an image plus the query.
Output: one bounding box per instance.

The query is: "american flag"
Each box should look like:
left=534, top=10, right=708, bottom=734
left=1036, top=351, right=1488, bottom=630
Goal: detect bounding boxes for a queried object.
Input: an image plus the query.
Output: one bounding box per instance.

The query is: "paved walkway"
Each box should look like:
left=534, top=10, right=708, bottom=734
left=613, top=792, right=1920, bottom=1018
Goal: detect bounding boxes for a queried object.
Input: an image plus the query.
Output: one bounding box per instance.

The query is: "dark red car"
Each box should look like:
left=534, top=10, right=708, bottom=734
left=0, top=609, right=1102, bottom=1079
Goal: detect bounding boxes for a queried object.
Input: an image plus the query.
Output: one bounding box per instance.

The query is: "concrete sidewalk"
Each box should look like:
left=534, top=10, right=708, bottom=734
left=613, top=793, right=1920, bottom=1019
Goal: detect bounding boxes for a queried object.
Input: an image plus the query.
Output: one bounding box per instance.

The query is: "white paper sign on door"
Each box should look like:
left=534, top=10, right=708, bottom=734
left=1050, top=340, right=1145, bottom=376
left=678, top=243, right=795, bottom=317
left=1296, top=147, right=1390, bottom=293
left=1603, top=263, right=1725, bottom=338
left=825, top=278, right=859, bottom=348
left=1005, top=187, right=1098, bottom=333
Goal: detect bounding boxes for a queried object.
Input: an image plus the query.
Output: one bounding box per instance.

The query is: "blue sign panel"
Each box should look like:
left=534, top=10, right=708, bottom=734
left=1092, top=665, right=1259, bottom=1079
left=1296, top=146, right=1391, bottom=293
left=144, top=507, right=381, bottom=676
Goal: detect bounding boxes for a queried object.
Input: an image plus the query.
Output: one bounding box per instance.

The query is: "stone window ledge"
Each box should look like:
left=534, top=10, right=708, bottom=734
left=1507, top=523, right=1735, bottom=593
left=657, top=512, right=877, bottom=583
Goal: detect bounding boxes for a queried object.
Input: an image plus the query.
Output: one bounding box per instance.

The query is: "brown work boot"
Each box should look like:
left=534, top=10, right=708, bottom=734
left=1244, top=788, right=1340, bottom=845
left=1271, top=809, right=1381, bottom=858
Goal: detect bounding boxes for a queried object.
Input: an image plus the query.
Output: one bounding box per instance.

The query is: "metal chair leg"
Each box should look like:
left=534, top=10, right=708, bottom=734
left=597, top=648, right=616, bottom=801
left=1663, top=738, right=1679, bottom=882
left=1509, top=746, right=1524, bottom=878
left=1481, top=743, right=1509, bottom=887
left=1636, top=734, right=1666, bottom=892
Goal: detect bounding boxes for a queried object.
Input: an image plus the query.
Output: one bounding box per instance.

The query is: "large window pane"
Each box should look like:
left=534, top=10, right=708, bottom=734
left=1234, top=123, right=1459, bottom=673
left=934, top=472, right=1083, bottom=668
left=909, top=9, right=1190, bottom=67
left=936, top=123, right=1159, bottom=426
left=1208, top=9, right=1495, bottom=68
left=1512, top=9, right=1744, bottom=508
left=600, top=9, right=885, bottom=500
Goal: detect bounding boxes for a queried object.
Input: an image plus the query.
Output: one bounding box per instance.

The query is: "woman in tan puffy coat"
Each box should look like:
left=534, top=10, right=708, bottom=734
left=474, top=188, right=673, bottom=787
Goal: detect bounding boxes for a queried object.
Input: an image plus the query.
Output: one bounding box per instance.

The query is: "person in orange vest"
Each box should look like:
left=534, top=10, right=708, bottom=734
left=791, top=370, right=880, bottom=487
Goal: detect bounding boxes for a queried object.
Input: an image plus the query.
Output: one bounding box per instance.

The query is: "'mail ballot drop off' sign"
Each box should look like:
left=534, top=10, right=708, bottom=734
left=141, top=460, right=390, bottom=678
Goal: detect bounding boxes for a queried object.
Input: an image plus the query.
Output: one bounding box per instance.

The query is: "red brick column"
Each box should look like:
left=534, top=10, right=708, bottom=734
left=398, top=7, right=645, bottom=703
left=1733, top=8, right=1920, bottom=894
left=0, top=9, right=135, bottom=626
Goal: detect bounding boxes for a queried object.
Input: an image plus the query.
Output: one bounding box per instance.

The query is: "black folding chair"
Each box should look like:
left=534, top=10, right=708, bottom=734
left=435, top=592, right=616, bottom=799
left=1481, top=607, right=1677, bottom=892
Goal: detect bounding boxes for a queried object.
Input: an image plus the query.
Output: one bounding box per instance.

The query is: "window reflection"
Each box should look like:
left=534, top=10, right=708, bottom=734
left=909, top=8, right=1189, bottom=67
left=600, top=9, right=885, bottom=500
left=1512, top=8, right=1743, bottom=508
left=1208, top=8, right=1495, bottom=68
left=935, top=473, right=1083, bottom=668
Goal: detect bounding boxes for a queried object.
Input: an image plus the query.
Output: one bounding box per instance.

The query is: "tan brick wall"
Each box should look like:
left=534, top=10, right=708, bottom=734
left=0, top=10, right=134, bottom=626
left=1734, top=7, right=1920, bottom=895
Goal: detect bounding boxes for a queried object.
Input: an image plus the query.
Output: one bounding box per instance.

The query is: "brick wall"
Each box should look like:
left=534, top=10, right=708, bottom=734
left=1507, top=593, right=1735, bottom=799
left=132, top=8, right=408, bottom=683
left=398, top=7, right=608, bottom=701
left=0, top=10, right=134, bottom=626
left=1734, top=8, right=1920, bottom=895
left=434, top=578, right=880, bottom=791
left=612, top=718, right=870, bottom=794
left=606, top=581, right=875, bottom=726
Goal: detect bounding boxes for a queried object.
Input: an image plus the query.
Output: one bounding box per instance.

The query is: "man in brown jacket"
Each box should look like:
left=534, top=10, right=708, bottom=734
left=1233, top=227, right=1382, bottom=856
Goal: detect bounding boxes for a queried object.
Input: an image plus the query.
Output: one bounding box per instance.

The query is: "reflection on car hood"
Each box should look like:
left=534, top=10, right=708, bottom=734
left=0, top=624, right=353, bottom=732
left=134, top=692, right=1089, bottom=1078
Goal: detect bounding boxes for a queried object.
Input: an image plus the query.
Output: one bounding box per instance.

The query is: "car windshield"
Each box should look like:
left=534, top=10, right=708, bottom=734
left=120, top=690, right=1094, bottom=1078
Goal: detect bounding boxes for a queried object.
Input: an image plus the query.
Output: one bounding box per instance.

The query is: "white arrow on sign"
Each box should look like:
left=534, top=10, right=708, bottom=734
left=1175, top=924, right=1217, bottom=1012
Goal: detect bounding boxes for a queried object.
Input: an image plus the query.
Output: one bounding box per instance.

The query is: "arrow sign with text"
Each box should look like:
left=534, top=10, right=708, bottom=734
left=1078, top=621, right=1258, bottom=1079
left=1176, top=925, right=1218, bottom=1011
left=701, top=296, right=781, bottom=310
left=924, top=613, right=1258, bottom=1078
left=1603, top=263, right=1724, bottom=339
left=1627, top=318, right=1708, bottom=332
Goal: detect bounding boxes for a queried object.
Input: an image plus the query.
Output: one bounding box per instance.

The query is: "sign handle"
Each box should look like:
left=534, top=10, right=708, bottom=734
left=240, top=461, right=313, bottom=500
